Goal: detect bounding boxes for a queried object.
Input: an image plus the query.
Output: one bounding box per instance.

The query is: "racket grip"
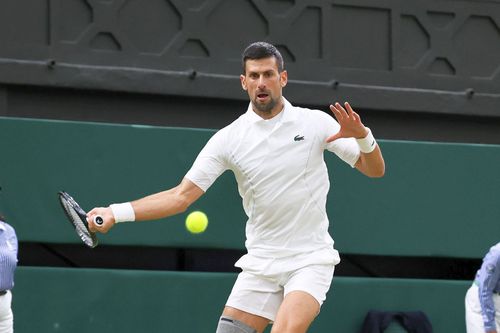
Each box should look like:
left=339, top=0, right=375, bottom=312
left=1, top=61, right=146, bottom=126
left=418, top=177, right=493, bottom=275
left=93, top=215, right=104, bottom=226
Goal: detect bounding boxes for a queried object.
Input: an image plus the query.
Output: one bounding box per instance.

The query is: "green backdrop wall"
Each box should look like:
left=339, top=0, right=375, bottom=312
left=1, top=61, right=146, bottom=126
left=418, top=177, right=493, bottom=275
left=1, top=117, right=499, bottom=258
left=13, top=267, right=471, bottom=333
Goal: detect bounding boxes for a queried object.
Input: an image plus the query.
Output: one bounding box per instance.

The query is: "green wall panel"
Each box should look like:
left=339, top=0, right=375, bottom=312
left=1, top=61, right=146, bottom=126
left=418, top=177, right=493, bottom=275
left=1, top=117, right=499, bottom=258
left=12, top=267, right=470, bottom=332
left=13, top=267, right=235, bottom=332
left=0, top=117, right=247, bottom=249
left=317, top=276, right=470, bottom=333
left=328, top=140, right=500, bottom=258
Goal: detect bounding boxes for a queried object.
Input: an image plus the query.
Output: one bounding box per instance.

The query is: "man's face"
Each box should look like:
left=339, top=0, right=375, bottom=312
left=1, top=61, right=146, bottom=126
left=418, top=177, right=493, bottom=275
left=240, top=57, right=288, bottom=115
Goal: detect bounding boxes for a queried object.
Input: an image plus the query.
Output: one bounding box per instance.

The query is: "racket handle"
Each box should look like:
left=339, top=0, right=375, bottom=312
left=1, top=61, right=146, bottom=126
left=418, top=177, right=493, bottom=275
left=93, top=215, right=104, bottom=226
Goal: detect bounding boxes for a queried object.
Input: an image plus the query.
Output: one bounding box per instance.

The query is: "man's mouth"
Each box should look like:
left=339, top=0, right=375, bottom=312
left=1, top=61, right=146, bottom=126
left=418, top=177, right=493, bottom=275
left=257, top=93, right=269, bottom=101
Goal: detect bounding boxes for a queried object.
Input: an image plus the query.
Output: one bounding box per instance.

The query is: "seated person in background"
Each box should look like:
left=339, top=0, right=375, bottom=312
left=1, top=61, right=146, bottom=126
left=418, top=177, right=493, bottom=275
left=0, top=213, right=18, bottom=333
left=466, top=242, right=500, bottom=333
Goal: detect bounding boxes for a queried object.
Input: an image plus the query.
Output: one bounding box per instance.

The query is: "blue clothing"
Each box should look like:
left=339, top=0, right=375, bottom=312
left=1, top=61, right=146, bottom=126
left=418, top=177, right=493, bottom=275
left=474, top=242, right=500, bottom=331
left=0, top=221, right=18, bottom=291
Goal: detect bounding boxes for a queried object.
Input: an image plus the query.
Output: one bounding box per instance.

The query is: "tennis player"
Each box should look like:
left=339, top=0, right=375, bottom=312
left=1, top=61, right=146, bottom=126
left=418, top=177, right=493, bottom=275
left=88, top=41, right=385, bottom=333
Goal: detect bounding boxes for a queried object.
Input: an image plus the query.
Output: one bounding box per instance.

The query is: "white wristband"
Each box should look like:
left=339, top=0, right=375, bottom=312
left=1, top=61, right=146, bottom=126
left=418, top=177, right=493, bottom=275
left=110, top=202, right=135, bottom=223
left=356, top=128, right=377, bottom=153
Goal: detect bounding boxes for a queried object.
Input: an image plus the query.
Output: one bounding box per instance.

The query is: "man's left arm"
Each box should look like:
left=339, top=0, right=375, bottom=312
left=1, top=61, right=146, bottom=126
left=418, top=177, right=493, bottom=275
left=354, top=144, right=385, bottom=178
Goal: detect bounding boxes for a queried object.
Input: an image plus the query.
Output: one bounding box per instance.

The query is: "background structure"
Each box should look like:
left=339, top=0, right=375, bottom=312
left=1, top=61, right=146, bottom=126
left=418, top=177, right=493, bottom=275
left=1, top=0, right=500, bottom=332
left=1, top=0, right=500, bottom=141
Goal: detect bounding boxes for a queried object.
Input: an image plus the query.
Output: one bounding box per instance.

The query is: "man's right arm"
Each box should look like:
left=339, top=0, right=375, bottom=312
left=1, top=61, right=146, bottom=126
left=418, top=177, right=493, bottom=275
left=87, top=177, right=204, bottom=233
left=88, top=127, right=228, bottom=233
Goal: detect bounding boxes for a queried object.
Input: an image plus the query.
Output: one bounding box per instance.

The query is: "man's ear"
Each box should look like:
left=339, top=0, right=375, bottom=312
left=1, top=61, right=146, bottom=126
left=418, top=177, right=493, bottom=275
left=280, top=70, right=288, bottom=87
left=240, top=74, right=247, bottom=91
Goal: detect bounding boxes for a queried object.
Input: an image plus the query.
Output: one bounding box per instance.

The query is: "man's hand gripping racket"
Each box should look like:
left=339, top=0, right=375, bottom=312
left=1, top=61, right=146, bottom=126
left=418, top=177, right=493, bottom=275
left=58, top=191, right=105, bottom=248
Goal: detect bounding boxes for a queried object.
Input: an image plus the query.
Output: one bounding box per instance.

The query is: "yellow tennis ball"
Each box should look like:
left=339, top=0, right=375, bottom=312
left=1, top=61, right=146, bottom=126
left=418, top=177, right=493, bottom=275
left=185, top=211, right=208, bottom=234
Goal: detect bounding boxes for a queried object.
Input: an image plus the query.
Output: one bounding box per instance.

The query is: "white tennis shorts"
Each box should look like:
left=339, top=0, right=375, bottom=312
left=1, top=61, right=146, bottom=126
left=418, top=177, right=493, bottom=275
left=225, top=263, right=335, bottom=321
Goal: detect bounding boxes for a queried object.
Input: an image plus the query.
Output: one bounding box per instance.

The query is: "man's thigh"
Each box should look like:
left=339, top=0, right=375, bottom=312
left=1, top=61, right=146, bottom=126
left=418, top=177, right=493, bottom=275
left=271, top=291, right=319, bottom=333
left=271, top=264, right=334, bottom=333
left=223, top=263, right=334, bottom=333
left=284, top=264, right=334, bottom=307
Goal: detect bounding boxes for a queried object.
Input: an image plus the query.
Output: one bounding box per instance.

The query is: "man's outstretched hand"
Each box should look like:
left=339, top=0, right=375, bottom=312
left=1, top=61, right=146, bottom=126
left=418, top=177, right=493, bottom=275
left=326, top=102, right=368, bottom=143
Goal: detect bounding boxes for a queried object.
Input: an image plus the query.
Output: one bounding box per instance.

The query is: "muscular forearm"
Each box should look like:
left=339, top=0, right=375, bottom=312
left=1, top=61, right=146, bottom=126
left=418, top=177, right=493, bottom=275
left=87, top=178, right=204, bottom=232
left=355, top=145, right=385, bottom=178
left=131, top=186, right=191, bottom=221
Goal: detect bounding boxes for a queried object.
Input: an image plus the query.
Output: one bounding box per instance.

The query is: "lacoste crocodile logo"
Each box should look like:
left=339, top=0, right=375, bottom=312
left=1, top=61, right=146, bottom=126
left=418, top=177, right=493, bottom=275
left=294, top=135, right=304, bottom=141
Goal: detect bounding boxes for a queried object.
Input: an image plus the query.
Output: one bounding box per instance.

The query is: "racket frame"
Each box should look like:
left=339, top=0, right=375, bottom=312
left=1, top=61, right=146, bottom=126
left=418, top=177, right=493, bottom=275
left=58, top=191, right=99, bottom=248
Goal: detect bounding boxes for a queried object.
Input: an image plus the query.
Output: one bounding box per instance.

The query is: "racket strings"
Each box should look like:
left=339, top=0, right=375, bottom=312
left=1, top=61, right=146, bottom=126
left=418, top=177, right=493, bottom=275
left=59, top=193, right=97, bottom=248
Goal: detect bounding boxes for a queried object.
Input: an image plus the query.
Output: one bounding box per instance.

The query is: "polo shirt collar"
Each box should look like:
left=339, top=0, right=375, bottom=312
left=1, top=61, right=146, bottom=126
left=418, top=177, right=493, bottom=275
left=245, top=97, right=297, bottom=123
left=281, top=98, right=297, bottom=123
left=0, top=222, right=5, bottom=231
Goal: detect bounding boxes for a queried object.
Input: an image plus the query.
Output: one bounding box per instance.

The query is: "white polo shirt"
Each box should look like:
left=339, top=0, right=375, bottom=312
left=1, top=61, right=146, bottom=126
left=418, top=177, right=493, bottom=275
left=185, top=98, right=360, bottom=274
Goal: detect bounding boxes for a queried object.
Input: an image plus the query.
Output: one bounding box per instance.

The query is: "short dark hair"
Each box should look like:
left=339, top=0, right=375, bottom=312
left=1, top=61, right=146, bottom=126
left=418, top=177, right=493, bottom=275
left=242, top=42, right=284, bottom=74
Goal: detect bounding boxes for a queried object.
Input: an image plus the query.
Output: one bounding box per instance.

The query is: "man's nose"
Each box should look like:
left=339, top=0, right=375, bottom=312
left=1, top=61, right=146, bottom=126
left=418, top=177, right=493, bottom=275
left=257, top=76, right=266, bottom=89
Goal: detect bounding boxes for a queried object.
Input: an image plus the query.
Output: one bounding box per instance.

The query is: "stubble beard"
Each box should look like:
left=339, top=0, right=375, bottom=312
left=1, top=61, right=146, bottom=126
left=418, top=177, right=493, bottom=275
left=252, top=95, right=278, bottom=114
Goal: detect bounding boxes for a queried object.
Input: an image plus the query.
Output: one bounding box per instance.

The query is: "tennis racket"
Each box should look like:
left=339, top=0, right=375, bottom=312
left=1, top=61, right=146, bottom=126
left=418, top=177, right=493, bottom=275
left=58, top=191, right=103, bottom=248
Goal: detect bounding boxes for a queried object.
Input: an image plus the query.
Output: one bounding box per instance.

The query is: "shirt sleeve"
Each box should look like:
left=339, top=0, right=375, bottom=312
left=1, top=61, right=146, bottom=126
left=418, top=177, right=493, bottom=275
left=184, top=129, right=229, bottom=192
left=477, top=248, right=500, bottom=331
left=316, top=111, right=360, bottom=167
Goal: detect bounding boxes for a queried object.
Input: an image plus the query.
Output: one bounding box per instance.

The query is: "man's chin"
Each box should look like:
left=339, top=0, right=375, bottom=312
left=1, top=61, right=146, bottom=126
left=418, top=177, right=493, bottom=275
left=252, top=100, right=275, bottom=113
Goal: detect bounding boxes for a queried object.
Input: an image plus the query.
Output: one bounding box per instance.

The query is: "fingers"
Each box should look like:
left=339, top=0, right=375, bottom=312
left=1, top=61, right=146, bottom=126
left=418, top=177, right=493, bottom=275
left=344, top=102, right=361, bottom=123
left=331, top=101, right=363, bottom=124
left=86, top=211, right=99, bottom=233
left=327, top=101, right=364, bottom=142
left=329, top=104, right=342, bottom=120
left=330, top=103, right=348, bottom=120
left=87, top=207, right=114, bottom=233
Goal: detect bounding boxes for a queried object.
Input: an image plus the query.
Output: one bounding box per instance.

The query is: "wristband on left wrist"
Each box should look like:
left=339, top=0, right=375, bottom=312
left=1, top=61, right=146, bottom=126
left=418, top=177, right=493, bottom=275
left=356, top=128, right=377, bottom=153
